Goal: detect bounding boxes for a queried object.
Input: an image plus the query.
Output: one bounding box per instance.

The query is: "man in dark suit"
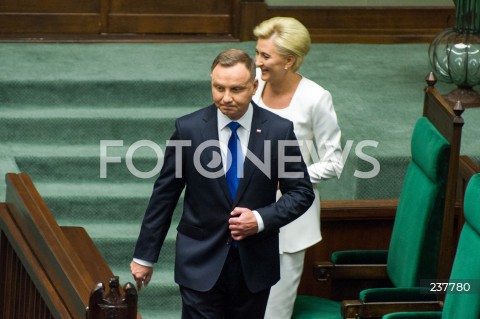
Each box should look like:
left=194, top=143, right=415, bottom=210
left=131, top=49, right=314, bottom=318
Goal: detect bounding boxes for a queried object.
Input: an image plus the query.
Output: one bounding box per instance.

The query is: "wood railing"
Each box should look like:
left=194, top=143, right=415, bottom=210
left=0, top=173, right=139, bottom=319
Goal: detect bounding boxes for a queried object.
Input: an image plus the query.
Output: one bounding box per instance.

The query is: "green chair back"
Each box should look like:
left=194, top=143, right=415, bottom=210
left=441, top=173, right=480, bottom=318
left=382, top=173, right=480, bottom=319
left=387, top=117, right=450, bottom=287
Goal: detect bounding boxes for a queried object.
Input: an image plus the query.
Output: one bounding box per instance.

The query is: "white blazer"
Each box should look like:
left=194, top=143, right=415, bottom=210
left=253, top=74, right=343, bottom=253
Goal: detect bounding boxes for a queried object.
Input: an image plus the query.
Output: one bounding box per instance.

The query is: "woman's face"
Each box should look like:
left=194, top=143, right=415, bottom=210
left=255, top=37, right=291, bottom=83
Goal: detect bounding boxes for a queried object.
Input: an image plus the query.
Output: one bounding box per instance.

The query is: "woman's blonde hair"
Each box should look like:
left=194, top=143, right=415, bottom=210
left=253, top=17, right=311, bottom=72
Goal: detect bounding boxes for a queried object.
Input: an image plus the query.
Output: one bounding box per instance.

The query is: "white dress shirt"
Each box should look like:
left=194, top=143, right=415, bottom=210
left=217, top=103, right=265, bottom=233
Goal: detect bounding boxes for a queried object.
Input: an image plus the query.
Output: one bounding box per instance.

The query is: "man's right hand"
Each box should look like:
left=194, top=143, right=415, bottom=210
left=130, top=261, right=153, bottom=291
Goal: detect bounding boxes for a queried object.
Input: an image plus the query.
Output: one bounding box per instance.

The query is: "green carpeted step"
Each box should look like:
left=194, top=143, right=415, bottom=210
left=17, top=155, right=161, bottom=184
left=108, top=271, right=182, bottom=318
left=34, top=181, right=154, bottom=199
left=86, top=236, right=177, bottom=277
left=13, top=144, right=163, bottom=184
left=44, top=195, right=153, bottom=223
left=35, top=182, right=182, bottom=275
left=1, top=80, right=212, bottom=108
left=124, top=281, right=182, bottom=315
left=135, top=285, right=182, bottom=315
left=104, top=256, right=182, bottom=317
left=82, top=222, right=179, bottom=265
left=44, top=194, right=185, bottom=225
left=62, top=218, right=182, bottom=316
left=0, top=42, right=252, bottom=109
left=84, top=224, right=183, bottom=317
left=1, top=106, right=200, bottom=118
left=34, top=181, right=184, bottom=224
left=1, top=106, right=199, bottom=145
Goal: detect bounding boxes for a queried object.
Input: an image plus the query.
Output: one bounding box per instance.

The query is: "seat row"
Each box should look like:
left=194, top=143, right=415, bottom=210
left=292, top=74, right=480, bottom=319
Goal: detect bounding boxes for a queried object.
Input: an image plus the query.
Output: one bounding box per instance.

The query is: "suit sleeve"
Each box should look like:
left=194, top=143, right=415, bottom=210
left=257, top=122, right=315, bottom=231
left=133, top=121, right=186, bottom=263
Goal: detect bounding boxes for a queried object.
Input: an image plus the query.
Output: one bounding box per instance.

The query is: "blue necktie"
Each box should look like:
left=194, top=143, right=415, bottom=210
left=226, top=122, right=243, bottom=200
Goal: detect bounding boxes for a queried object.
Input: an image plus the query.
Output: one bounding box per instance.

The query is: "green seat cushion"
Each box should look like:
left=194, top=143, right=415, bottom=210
left=292, top=295, right=341, bottom=319
left=360, top=287, right=438, bottom=303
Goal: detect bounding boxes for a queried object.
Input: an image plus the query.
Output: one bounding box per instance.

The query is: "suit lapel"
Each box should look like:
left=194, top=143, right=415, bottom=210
left=200, top=105, right=232, bottom=203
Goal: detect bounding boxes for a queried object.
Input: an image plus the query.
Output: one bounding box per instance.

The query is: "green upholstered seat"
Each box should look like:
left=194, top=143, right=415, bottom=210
left=293, top=116, right=450, bottom=318
left=293, top=295, right=342, bottom=319
left=383, top=173, right=480, bottom=319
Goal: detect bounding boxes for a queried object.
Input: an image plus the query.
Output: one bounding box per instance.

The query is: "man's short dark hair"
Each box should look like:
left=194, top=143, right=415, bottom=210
left=211, top=49, right=256, bottom=81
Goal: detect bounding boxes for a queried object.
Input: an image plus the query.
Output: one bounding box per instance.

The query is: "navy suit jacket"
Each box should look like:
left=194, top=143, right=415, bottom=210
left=133, top=102, right=314, bottom=293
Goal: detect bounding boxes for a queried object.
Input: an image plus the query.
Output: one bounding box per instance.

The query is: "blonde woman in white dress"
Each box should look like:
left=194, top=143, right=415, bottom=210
left=253, top=17, right=343, bottom=319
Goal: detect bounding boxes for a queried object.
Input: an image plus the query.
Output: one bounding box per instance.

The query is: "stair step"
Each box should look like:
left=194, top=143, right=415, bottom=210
left=2, top=106, right=199, bottom=119
left=110, top=268, right=181, bottom=314
left=1, top=107, right=199, bottom=145
left=0, top=41, right=252, bottom=109
left=35, top=181, right=184, bottom=224
left=1, top=80, right=212, bottom=108
left=45, top=195, right=155, bottom=224
left=17, top=156, right=161, bottom=183
left=84, top=225, right=182, bottom=315
left=35, top=181, right=153, bottom=198
left=82, top=222, right=177, bottom=271
left=14, top=144, right=164, bottom=183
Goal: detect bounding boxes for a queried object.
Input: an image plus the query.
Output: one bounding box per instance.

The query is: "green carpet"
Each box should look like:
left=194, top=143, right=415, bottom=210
left=1, top=42, right=479, bottom=318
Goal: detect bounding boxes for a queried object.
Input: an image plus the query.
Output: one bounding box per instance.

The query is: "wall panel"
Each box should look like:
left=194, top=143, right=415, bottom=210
left=110, top=0, right=231, bottom=14
left=0, top=0, right=99, bottom=13
left=0, top=0, right=456, bottom=43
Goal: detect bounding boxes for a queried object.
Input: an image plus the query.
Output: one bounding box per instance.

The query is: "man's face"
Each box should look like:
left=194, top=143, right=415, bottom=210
left=211, top=63, right=258, bottom=120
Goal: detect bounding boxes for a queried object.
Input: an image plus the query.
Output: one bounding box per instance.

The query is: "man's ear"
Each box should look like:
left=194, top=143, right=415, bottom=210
left=252, top=79, right=259, bottom=95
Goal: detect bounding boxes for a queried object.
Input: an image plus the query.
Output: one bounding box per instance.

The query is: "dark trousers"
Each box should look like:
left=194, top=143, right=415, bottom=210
left=180, top=248, right=270, bottom=319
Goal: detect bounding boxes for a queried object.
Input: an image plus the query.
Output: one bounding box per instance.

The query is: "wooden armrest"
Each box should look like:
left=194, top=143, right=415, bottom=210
left=322, top=199, right=399, bottom=220
left=61, top=226, right=114, bottom=285
left=314, top=261, right=388, bottom=282
left=342, top=299, right=443, bottom=319
left=341, top=300, right=362, bottom=319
